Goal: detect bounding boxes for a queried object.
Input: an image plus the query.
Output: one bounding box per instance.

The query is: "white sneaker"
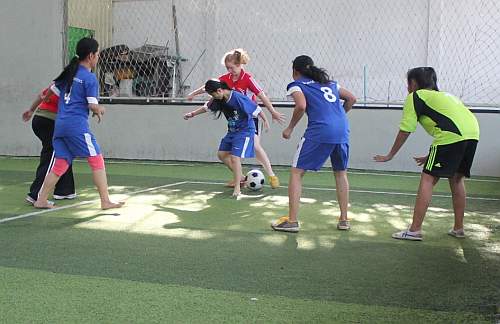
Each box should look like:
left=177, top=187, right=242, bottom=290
left=392, top=229, right=423, bottom=241
left=448, top=228, right=465, bottom=238
left=53, top=193, right=77, bottom=200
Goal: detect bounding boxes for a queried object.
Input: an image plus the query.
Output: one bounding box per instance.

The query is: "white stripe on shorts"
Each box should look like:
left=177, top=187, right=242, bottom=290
left=241, top=136, right=250, bottom=158
left=292, top=137, right=306, bottom=168
left=84, top=133, right=97, bottom=156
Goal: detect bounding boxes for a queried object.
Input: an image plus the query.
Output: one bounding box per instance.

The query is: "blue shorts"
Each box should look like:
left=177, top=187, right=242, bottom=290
left=53, top=132, right=101, bottom=164
left=292, top=138, right=349, bottom=171
left=218, top=132, right=255, bottom=158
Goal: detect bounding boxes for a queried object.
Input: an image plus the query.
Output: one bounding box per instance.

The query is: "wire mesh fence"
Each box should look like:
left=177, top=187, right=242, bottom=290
left=66, top=0, right=500, bottom=108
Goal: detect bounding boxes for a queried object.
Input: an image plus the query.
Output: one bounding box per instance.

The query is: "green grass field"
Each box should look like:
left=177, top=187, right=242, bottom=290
left=1, top=156, right=499, bottom=323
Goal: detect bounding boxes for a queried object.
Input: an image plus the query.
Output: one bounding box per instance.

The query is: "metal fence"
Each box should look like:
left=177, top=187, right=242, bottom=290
left=66, top=0, right=500, bottom=108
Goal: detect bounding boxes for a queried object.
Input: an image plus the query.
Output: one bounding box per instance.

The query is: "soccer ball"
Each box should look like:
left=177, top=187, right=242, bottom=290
left=246, top=169, right=265, bottom=190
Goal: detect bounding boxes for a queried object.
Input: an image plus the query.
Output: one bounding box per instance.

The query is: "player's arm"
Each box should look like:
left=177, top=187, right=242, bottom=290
left=373, top=130, right=411, bottom=162
left=256, top=92, right=285, bottom=124
left=186, top=86, right=205, bottom=100
left=22, top=92, right=44, bottom=122
left=282, top=91, right=306, bottom=139
left=339, top=88, right=356, bottom=113
left=184, top=104, right=209, bottom=120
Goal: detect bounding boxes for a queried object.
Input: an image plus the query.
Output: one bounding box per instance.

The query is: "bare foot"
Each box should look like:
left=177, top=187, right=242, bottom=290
left=33, top=200, right=55, bottom=209
left=225, top=180, right=236, bottom=188
left=101, top=201, right=125, bottom=210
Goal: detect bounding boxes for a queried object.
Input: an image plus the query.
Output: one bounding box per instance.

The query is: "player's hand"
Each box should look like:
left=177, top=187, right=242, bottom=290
left=282, top=127, right=293, bottom=139
left=93, top=106, right=105, bottom=123
left=373, top=154, right=392, bottom=162
left=186, top=94, right=195, bottom=101
left=183, top=112, right=193, bottom=120
left=413, top=155, right=428, bottom=166
left=22, top=109, right=34, bottom=122
left=271, top=110, right=286, bottom=125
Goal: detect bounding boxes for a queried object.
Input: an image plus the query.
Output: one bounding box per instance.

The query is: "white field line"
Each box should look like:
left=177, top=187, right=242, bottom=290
left=186, top=181, right=500, bottom=202
left=0, top=181, right=188, bottom=224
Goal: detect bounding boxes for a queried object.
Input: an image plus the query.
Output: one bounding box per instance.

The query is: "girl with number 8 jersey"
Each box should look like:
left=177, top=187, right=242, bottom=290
left=271, top=55, right=357, bottom=233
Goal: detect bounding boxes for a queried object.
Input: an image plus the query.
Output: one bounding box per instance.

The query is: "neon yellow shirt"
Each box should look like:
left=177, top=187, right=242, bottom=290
left=400, top=90, right=479, bottom=146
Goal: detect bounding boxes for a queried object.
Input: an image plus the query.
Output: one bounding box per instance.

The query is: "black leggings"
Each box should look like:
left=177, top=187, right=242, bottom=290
left=28, top=115, right=75, bottom=199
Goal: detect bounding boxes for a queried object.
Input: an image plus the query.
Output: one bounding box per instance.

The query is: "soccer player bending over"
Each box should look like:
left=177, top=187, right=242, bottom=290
left=184, top=79, right=270, bottom=197
left=374, top=67, right=480, bottom=241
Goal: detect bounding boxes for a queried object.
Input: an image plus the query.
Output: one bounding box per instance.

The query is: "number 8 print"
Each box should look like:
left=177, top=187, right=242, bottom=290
left=320, top=87, right=337, bottom=103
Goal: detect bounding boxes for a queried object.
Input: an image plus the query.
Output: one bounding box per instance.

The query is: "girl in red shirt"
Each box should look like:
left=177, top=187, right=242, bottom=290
left=22, top=86, right=76, bottom=204
left=187, top=49, right=284, bottom=189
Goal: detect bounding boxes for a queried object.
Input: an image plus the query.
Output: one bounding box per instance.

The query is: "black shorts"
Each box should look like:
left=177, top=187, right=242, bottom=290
left=253, top=117, right=259, bottom=135
left=423, top=140, right=478, bottom=178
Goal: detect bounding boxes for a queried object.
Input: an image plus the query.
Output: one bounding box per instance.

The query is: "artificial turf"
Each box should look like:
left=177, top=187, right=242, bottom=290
left=0, top=156, right=499, bottom=323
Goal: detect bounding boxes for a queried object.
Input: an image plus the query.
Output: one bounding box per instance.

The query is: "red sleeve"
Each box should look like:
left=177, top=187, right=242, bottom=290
left=244, top=74, right=263, bottom=96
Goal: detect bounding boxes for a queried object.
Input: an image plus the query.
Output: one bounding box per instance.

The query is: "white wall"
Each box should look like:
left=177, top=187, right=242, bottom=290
left=8, top=104, right=495, bottom=176
left=0, top=0, right=63, bottom=153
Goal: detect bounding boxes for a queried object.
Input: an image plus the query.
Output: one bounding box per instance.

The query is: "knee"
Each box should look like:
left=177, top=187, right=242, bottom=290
left=88, top=154, right=105, bottom=171
left=51, top=158, right=70, bottom=176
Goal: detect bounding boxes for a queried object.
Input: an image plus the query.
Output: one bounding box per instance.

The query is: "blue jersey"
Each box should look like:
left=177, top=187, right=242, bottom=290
left=51, top=65, right=99, bottom=136
left=223, top=90, right=260, bottom=134
left=287, top=77, right=349, bottom=144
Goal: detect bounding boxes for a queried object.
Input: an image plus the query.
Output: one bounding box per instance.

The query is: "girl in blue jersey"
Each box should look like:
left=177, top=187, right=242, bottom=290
left=34, top=38, right=124, bottom=210
left=271, top=55, right=356, bottom=233
left=184, top=79, right=270, bottom=197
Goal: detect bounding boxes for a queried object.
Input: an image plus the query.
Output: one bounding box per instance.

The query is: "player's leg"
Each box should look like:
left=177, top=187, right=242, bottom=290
left=54, top=163, right=76, bottom=200
left=288, top=167, right=305, bottom=223
left=393, top=144, right=449, bottom=240
left=230, top=155, right=243, bottom=196
left=409, top=172, right=439, bottom=232
left=28, top=115, right=55, bottom=203
left=331, top=143, right=350, bottom=229
left=82, top=134, right=124, bottom=210
left=34, top=136, right=72, bottom=209
left=230, top=134, right=255, bottom=196
left=447, top=140, right=478, bottom=238
left=253, top=119, right=279, bottom=188
left=67, top=133, right=123, bottom=210
left=218, top=134, right=244, bottom=187
left=34, top=158, right=70, bottom=209
left=449, top=173, right=466, bottom=232
left=87, top=154, right=124, bottom=209
left=272, top=138, right=329, bottom=233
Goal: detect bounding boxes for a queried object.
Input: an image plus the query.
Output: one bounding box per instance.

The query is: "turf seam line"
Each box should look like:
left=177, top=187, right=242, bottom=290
left=0, top=181, right=188, bottom=225
left=3, top=156, right=499, bottom=183
left=186, top=181, right=500, bottom=201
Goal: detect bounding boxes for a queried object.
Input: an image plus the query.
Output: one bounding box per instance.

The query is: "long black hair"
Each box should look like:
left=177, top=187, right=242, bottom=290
left=407, top=67, right=439, bottom=91
left=54, top=37, right=99, bottom=95
left=292, top=55, right=331, bottom=84
left=204, top=79, right=235, bottom=119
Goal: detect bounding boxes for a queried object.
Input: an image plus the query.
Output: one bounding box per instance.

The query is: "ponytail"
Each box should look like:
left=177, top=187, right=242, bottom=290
left=292, top=55, right=331, bottom=84
left=54, top=37, right=99, bottom=95
left=54, top=56, right=80, bottom=95
left=221, top=48, right=250, bottom=65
